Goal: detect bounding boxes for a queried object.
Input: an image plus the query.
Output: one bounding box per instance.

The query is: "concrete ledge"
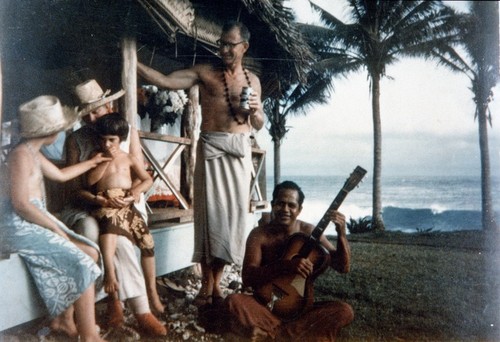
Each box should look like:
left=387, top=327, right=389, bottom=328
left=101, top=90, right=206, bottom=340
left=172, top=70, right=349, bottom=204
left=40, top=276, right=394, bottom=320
left=0, top=222, right=195, bottom=332
left=0, top=253, right=47, bottom=331
left=149, top=222, right=194, bottom=276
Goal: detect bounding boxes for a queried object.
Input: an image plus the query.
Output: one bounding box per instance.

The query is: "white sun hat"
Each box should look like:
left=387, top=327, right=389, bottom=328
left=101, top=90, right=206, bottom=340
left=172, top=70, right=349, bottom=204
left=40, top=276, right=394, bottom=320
left=74, top=79, right=125, bottom=116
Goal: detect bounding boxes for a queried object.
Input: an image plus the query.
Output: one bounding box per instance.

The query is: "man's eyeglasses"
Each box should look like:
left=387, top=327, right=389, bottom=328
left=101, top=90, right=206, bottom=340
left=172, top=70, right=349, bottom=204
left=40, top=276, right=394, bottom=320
left=217, top=40, right=246, bottom=49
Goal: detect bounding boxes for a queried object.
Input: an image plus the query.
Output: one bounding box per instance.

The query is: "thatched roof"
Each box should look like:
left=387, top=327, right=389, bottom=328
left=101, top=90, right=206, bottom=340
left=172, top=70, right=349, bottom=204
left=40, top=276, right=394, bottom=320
left=0, top=0, right=313, bottom=120
left=135, top=0, right=314, bottom=98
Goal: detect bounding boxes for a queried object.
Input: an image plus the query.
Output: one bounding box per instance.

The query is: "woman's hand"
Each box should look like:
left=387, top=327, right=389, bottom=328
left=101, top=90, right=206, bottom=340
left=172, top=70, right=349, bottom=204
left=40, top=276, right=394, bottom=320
left=89, top=152, right=112, bottom=167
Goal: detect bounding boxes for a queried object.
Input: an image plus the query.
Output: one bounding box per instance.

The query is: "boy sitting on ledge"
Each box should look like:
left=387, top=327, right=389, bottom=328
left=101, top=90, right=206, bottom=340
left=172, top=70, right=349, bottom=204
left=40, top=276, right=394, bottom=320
left=88, top=113, right=166, bottom=336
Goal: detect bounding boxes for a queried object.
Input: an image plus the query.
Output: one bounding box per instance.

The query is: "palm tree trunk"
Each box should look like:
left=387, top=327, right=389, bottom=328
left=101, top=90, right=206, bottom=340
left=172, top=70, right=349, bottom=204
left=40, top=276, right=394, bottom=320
left=274, top=139, right=281, bottom=188
left=477, top=105, right=497, bottom=231
left=371, top=73, right=385, bottom=231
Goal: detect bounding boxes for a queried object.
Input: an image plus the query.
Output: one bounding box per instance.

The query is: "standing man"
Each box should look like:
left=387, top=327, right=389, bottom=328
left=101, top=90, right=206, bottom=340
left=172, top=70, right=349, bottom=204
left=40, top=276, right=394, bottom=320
left=224, top=181, right=354, bottom=341
left=137, top=21, right=265, bottom=304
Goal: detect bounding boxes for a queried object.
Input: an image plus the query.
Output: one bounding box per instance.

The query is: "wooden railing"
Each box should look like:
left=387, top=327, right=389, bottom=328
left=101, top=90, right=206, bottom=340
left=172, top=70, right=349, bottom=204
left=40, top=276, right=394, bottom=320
left=139, top=131, right=268, bottom=225
left=139, top=130, right=194, bottom=225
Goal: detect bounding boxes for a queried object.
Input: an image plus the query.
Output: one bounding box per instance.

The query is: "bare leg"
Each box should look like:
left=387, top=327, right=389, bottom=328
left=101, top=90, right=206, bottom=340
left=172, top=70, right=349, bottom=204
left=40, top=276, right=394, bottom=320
left=141, top=255, right=164, bottom=314
left=74, top=285, right=107, bottom=342
left=211, top=259, right=226, bottom=298
left=50, top=306, right=78, bottom=337
left=51, top=231, right=100, bottom=336
left=196, top=259, right=226, bottom=304
left=99, top=234, right=119, bottom=294
left=100, top=234, right=124, bottom=327
left=198, top=261, right=214, bottom=300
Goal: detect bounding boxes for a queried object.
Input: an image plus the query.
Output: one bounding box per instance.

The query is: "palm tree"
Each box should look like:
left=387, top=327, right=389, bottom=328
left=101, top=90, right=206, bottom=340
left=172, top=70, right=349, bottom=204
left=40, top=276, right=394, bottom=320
left=265, top=65, right=334, bottom=186
left=432, top=2, right=499, bottom=231
left=307, top=0, right=462, bottom=231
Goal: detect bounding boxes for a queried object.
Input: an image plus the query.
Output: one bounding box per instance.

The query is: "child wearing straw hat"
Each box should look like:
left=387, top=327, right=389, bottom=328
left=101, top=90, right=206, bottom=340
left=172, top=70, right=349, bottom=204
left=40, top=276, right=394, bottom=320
left=0, top=95, right=110, bottom=341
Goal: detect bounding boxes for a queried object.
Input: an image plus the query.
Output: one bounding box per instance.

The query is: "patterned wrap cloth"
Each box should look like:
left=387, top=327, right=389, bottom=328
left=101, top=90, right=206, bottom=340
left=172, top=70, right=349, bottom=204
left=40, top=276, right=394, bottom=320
left=91, top=188, right=155, bottom=257
left=0, top=198, right=102, bottom=317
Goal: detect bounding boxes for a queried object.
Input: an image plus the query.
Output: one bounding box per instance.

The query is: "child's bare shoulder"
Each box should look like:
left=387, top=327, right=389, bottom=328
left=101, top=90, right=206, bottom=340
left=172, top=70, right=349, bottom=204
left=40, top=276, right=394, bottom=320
left=115, top=150, right=134, bottom=164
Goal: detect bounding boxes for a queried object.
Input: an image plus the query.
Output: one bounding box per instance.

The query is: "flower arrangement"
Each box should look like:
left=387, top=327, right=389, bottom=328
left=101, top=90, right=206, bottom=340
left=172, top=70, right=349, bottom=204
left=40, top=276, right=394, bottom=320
left=138, top=85, right=188, bottom=132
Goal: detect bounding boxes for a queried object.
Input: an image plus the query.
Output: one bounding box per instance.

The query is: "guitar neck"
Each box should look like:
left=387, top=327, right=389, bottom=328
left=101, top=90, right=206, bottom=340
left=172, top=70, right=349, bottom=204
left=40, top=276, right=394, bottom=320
left=309, top=166, right=367, bottom=242
left=310, top=189, right=349, bottom=241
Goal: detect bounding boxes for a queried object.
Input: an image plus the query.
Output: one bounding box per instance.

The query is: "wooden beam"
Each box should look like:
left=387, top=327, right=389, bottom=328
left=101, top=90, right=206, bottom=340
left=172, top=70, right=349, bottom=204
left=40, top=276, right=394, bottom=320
left=184, top=85, right=199, bottom=203
left=138, top=131, right=191, bottom=145
left=121, top=37, right=137, bottom=127
left=148, top=208, right=194, bottom=226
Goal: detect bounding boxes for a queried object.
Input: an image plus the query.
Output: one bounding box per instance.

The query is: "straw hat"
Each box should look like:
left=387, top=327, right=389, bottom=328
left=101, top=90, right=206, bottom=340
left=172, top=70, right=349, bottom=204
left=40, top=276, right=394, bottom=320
left=74, top=79, right=125, bottom=115
left=18, top=95, right=79, bottom=138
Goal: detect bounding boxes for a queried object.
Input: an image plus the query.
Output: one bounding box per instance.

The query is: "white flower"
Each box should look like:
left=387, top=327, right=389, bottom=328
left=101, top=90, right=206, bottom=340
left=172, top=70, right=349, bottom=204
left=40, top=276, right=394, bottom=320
left=143, top=87, right=188, bottom=126
left=142, top=85, right=158, bottom=94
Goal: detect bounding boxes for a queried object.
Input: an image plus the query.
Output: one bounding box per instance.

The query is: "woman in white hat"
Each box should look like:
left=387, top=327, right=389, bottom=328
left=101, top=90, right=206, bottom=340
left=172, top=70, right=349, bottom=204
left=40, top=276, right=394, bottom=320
left=60, top=80, right=165, bottom=320
left=1, top=95, right=110, bottom=341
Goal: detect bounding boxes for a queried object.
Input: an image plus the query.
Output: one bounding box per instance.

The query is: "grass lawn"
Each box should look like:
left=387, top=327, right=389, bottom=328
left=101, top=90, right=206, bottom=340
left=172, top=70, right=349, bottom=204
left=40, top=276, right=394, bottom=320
left=318, top=231, right=500, bottom=341
left=2, top=230, right=498, bottom=341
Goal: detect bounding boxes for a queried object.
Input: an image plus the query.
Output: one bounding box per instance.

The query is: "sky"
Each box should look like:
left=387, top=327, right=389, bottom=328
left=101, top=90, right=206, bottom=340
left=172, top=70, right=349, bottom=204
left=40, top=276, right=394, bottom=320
left=253, top=0, right=500, bottom=178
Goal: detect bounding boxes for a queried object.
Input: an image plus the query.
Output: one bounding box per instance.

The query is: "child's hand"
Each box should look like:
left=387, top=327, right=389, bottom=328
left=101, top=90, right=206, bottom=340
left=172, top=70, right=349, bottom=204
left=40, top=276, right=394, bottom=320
left=123, top=195, right=137, bottom=204
left=106, top=196, right=132, bottom=208
left=128, top=189, right=141, bottom=203
left=105, top=145, right=120, bottom=159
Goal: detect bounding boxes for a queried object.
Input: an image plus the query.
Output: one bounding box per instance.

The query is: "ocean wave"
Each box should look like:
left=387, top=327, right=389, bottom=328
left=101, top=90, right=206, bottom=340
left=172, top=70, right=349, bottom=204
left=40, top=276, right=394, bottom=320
left=382, top=206, right=485, bottom=233
left=301, top=203, right=497, bottom=235
left=302, top=200, right=371, bottom=225
left=430, top=204, right=448, bottom=214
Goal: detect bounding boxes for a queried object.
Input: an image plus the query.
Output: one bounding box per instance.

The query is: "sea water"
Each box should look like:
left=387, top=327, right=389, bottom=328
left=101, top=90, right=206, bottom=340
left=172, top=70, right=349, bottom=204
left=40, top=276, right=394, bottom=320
left=266, top=175, right=500, bottom=235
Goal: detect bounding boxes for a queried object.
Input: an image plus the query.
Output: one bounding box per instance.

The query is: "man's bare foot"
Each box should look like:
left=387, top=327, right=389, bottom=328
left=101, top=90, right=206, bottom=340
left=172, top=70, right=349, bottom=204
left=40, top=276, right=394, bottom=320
left=212, top=285, right=224, bottom=299
left=50, top=314, right=78, bottom=338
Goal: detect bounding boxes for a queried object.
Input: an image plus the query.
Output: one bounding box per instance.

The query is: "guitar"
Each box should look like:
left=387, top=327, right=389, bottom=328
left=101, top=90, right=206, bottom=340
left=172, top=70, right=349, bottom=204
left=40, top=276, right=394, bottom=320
left=254, top=166, right=367, bottom=321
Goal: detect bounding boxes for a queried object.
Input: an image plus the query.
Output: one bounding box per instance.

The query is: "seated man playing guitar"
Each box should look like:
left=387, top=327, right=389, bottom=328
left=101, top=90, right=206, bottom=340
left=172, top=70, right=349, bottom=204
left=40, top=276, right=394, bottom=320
left=224, top=180, right=355, bottom=341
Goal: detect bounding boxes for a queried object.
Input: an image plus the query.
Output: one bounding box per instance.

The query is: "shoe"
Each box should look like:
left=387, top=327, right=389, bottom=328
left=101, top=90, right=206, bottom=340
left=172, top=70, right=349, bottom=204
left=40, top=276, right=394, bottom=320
left=107, top=299, right=124, bottom=328
left=135, top=312, right=167, bottom=336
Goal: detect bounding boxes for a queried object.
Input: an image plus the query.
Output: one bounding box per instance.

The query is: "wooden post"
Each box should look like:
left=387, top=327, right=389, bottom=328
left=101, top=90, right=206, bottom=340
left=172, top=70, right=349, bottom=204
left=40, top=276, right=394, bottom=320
left=181, top=85, right=199, bottom=203
left=121, top=36, right=137, bottom=127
